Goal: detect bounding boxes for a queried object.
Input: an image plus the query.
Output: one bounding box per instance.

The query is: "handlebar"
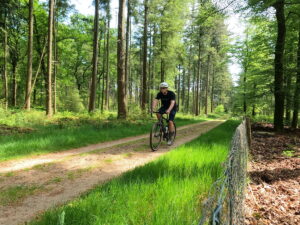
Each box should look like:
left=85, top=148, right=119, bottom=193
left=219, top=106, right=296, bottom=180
left=152, top=111, right=167, bottom=114
left=151, top=111, right=169, bottom=120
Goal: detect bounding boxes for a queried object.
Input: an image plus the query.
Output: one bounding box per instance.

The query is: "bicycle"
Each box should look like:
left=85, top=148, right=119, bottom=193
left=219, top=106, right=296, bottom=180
left=150, top=111, right=177, bottom=151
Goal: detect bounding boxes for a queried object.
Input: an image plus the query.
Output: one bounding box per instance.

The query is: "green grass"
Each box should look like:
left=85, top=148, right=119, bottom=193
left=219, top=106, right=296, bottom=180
left=0, top=185, right=38, bottom=206
left=0, top=110, right=215, bottom=162
left=250, top=114, right=273, bottom=123
left=50, top=177, right=63, bottom=184
left=282, top=150, right=295, bottom=157
left=30, top=120, right=239, bottom=225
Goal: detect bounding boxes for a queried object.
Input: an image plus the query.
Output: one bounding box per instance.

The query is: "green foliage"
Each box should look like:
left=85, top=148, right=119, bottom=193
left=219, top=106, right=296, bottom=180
left=233, top=0, right=300, bottom=127
left=0, top=109, right=46, bottom=127
left=282, top=150, right=295, bottom=157
left=214, top=104, right=225, bottom=113
left=57, top=86, right=85, bottom=112
left=251, top=114, right=273, bottom=123
left=232, top=16, right=276, bottom=116
left=0, top=0, right=232, bottom=116
left=30, top=120, right=239, bottom=225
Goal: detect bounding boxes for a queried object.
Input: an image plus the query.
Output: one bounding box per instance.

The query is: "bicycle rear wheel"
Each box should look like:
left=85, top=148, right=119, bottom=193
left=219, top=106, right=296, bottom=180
left=150, top=122, right=162, bottom=151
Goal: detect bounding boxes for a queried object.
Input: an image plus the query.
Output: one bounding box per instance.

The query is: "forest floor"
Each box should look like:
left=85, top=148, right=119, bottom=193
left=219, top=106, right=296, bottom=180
left=0, top=120, right=224, bottom=225
left=245, top=123, right=300, bottom=225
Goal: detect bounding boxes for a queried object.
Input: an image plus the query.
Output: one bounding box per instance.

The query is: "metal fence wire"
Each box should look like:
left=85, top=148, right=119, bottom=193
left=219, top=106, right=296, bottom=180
left=199, top=119, right=250, bottom=225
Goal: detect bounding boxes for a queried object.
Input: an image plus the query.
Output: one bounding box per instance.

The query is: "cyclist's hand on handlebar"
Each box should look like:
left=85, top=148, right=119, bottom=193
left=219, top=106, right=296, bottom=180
left=165, top=110, right=170, bottom=114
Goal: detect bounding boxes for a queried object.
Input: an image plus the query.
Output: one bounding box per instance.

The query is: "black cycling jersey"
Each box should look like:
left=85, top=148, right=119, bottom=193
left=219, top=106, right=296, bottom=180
left=155, top=90, right=176, bottom=109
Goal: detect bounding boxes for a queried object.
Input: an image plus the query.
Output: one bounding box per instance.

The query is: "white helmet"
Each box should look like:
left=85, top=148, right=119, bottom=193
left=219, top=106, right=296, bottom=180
left=159, top=82, right=169, bottom=88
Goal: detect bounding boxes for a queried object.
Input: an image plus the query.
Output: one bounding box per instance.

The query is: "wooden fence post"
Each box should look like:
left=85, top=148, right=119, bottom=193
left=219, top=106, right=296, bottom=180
left=245, top=117, right=251, bottom=147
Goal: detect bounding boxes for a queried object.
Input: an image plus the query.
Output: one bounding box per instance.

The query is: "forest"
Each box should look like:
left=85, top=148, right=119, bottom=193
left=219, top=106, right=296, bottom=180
left=0, top=0, right=299, bottom=131
left=0, top=0, right=300, bottom=225
left=0, top=0, right=238, bottom=120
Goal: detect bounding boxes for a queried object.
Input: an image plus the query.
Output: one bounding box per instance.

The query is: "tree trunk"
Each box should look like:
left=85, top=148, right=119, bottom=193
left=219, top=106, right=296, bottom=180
left=101, top=21, right=107, bottom=112
left=192, top=62, right=196, bottom=114
left=11, top=62, right=17, bottom=107
left=178, top=72, right=180, bottom=108
left=285, top=72, right=291, bottom=123
left=128, top=19, right=133, bottom=104
left=97, top=42, right=101, bottom=110
left=150, top=24, right=156, bottom=111
left=205, top=54, right=210, bottom=115
left=292, top=27, right=300, bottom=129
left=141, top=0, right=148, bottom=111
left=89, top=0, right=100, bottom=112
left=198, top=62, right=202, bottom=114
left=195, top=33, right=201, bottom=116
left=160, top=31, right=165, bottom=82
left=125, top=0, right=131, bottom=99
left=243, top=72, right=247, bottom=114
left=34, top=15, right=47, bottom=107
left=23, top=41, right=47, bottom=109
left=252, top=84, right=257, bottom=116
left=139, top=38, right=143, bottom=107
left=186, top=47, right=191, bottom=112
left=181, top=68, right=185, bottom=109
left=148, top=25, right=152, bottom=111
left=2, top=12, right=8, bottom=110
left=25, top=0, right=34, bottom=110
left=53, top=1, right=57, bottom=114
left=105, top=3, right=110, bottom=110
left=46, top=0, right=54, bottom=116
left=187, top=4, right=194, bottom=113
left=117, top=0, right=127, bottom=119
left=251, top=104, right=256, bottom=116
left=273, top=0, right=286, bottom=131
left=211, top=66, right=215, bottom=113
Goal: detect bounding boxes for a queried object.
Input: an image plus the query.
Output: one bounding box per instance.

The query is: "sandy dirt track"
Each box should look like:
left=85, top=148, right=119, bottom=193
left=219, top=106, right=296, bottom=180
left=0, top=120, right=224, bottom=225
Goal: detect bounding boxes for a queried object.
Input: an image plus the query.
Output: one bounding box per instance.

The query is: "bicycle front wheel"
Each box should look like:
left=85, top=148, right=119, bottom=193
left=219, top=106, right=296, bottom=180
left=150, top=122, right=162, bottom=151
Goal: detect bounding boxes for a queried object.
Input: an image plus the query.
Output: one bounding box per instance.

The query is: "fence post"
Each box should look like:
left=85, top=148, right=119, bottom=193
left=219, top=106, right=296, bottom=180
left=229, top=155, right=234, bottom=225
left=245, top=117, right=251, bottom=147
left=198, top=119, right=249, bottom=225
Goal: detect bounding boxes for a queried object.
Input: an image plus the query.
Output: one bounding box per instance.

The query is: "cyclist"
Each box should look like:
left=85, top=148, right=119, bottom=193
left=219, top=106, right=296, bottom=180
left=152, top=82, right=176, bottom=145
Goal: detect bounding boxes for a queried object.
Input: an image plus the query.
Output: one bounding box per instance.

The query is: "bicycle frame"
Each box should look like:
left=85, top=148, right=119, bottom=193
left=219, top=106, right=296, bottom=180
left=150, top=111, right=177, bottom=151
left=152, top=112, right=169, bottom=136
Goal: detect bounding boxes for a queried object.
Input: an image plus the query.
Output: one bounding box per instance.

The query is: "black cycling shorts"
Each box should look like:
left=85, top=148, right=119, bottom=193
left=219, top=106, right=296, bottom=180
left=158, top=106, right=176, bottom=121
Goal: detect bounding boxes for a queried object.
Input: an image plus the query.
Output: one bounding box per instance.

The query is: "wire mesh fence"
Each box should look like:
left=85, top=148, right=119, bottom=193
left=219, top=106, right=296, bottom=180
left=199, top=118, right=250, bottom=225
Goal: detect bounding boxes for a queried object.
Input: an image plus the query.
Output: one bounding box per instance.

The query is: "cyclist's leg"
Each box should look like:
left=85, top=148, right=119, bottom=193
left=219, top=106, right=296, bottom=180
left=155, top=107, right=165, bottom=138
left=168, top=110, right=176, bottom=133
left=167, top=111, right=176, bottom=145
left=156, top=107, right=166, bottom=120
left=156, top=113, right=161, bottom=120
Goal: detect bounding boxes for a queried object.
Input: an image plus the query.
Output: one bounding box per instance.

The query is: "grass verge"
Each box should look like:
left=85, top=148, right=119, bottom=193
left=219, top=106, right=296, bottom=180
left=30, top=120, right=239, bottom=225
left=0, top=111, right=212, bottom=162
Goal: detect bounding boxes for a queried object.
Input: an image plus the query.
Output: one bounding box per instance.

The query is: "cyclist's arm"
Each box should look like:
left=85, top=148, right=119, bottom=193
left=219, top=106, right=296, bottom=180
left=166, top=100, right=175, bottom=113
left=152, top=99, right=158, bottom=111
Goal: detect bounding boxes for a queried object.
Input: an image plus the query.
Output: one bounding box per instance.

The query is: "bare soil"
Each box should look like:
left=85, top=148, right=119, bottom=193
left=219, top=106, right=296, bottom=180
left=245, top=123, right=300, bottom=225
left=0, top=120, right=224, bottom=225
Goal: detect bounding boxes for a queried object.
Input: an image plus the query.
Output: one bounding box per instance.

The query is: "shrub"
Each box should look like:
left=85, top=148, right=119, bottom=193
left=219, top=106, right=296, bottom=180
left=214, top=104, right=225, bottom=113
left=57, top=87, right=85, bottom=113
